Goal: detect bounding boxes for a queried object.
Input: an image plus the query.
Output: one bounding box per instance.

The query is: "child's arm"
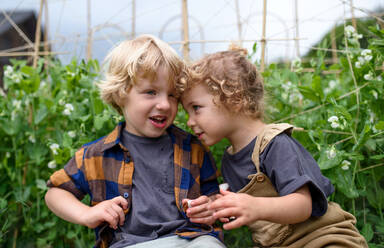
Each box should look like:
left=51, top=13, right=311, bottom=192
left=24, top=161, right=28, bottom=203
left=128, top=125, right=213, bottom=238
left=209, top=184, right=312, bottom=230
left=45, top=187, right=128, bottom=229
left=182, top=194, right=217, bottom=225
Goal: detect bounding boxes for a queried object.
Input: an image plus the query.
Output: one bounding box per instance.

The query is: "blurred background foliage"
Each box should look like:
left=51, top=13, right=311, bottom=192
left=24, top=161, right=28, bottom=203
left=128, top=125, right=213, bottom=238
left=0, top=21, right=383, bottom=248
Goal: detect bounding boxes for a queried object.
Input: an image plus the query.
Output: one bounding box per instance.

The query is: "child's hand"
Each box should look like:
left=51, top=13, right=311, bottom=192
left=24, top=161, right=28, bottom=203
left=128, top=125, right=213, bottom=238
left=182, top=195, right=216, bottom=225
left=209, top=189, right=258, bottom=230
left=81, top=196, right=128, bottom=229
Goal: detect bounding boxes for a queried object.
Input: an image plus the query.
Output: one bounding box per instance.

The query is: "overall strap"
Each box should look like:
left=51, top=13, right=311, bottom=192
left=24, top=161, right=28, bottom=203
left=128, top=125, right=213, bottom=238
left=251, top=123, right=294, bottom=173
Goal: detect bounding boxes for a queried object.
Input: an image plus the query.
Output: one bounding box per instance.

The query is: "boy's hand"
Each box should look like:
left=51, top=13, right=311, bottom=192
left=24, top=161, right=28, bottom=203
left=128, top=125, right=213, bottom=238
left=182, top=195, right=216, bottom=225
left=81, top=196, right=128, bottom=229
left=209, top=189, right=258, bottom=230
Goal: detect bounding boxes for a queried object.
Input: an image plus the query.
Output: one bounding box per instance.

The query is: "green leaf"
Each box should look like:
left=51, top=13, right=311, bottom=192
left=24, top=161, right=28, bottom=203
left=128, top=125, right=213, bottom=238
left=375, top=121, right=384, bottom=130
left=297, top=86, right=320, bottom=102
left=361, top=223, right=374, bottom=242
left=34, top=104, right=48, bottom=125
left=370, top=154, right=384, bottom=160
left=36, top=179, right=47, bottom=191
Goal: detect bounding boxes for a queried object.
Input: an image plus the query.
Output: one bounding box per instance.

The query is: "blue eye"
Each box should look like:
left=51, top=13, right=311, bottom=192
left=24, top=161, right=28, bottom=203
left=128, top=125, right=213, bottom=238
left=146, top=90, right=156, bottom=95
left=192, top=105, right=201, bottom=111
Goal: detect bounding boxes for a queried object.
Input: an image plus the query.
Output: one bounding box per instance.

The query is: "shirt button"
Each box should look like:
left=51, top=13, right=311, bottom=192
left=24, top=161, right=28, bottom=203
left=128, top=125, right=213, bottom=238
left=123, top=192, right=129, bottom=198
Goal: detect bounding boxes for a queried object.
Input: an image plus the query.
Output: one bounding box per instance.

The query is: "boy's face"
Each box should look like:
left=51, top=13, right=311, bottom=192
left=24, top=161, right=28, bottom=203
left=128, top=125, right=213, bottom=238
left=182, top=84, right=234, bottom=146
left=121, top=67, right=178, bottom=137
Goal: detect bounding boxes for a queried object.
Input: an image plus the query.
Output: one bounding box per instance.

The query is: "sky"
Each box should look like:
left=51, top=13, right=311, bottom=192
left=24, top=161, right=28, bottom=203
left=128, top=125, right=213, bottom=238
left=0, top=0, right=383, bottom=65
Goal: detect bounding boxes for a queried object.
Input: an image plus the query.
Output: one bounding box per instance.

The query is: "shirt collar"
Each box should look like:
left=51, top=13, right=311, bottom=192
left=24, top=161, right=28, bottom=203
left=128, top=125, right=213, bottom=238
left=100, top=122, right=187, bottom=152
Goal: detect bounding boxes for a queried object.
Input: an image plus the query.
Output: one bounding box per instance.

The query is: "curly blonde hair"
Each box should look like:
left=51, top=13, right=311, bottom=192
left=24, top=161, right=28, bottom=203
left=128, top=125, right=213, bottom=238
left=98, top=34, right=187, bottom=114
left=186, top=48, right=265, bottom=119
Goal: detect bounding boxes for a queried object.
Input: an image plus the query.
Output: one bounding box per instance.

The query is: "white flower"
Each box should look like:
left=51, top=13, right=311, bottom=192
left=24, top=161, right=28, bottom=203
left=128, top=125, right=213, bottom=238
left=345, top=25, right=355, bottom=37
left=371, top=90, right=378, bottom=99
left=329, top=80, right=337, bottom=89
left=65, top=103, right=74, bottom=111
left=4, top=65, right=13, bottom=76
left=341, top=160, right=351, bottom=170
left=361, top=49, right=371, bottom=56
left=10, top=74, right=21, bottom=83
left=29, top=135, right=36, bottom=143
left=365, top=55, right=372, bottom=62
left=364, top=72, right=373, bottom=81
left=63, top=108, right=71, bottom=115
left=328, top=116, right=339, bottom=123
left=6, top=152, right=11, bottom=158
left=331, top=122, right=340, bottom=128
left=358, top=56, right=365, bottom=64
left=0, top=88, right=5, bottom=97
left=355, top=61, right=361, bottom=68
left=377, top=76, right=382, bottom=81
left=58, top=99, right=66, bottom=106
left=12, top=100, right=22, bottom=109
left=326, top=147, right=337, bottom=159
left=68, top=131, right=76, bottom=138
left=48, top=160, right=57, bottom=169
left=63, top=103, right=74, bottom=116
left=49, top=143, right=60, bottom=155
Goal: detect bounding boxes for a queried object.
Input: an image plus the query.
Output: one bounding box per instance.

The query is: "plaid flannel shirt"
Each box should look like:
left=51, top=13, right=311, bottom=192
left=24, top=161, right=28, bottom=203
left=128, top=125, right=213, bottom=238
left=47, top=122, right=223, bottom=247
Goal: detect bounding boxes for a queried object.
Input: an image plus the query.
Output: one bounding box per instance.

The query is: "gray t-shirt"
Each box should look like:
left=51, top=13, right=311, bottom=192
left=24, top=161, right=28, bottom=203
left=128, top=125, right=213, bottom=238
left=110, top=130, right=191, bottom=247
left=221, top=133, right=334, bottom=217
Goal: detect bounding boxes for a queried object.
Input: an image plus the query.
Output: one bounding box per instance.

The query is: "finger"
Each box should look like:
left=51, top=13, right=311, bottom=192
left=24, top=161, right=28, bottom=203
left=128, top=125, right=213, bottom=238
left=209, top=195, right=237, bottom=210
left=112, top=196, right=128, bottom=209
left=215, top=194, right=224, bottom=199
left=187, top=203, right=210, bottom=216
left=189, top=196, right=209, bottom=206
left=105, top=207, right=119, bottom=229
left=188, top=209, right=214, bottom=219
left=103, top=210, right=118, bottom=229
left=212, top=207, right=239, bottom=220
left=111, top=203, right=125, bottom=226
left=220, top=188, right=232, bottom=195
left=223, top=217, right=246, bottom=230
left=190, top=215, right=216, bottom=225
left=219, top=217, right=229, bottom=223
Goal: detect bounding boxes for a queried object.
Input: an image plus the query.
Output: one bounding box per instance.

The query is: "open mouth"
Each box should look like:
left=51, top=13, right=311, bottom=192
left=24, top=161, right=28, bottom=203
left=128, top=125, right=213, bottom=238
left=195, top=132, right=204, bottom=139
left=149, top=116, right=167, bottom=128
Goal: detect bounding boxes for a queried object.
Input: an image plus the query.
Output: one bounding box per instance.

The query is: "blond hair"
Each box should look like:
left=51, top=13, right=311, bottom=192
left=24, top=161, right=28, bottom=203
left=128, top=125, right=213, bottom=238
left=186, top=48, right=264, bottom=119
left=98, top=34, right=187, bottom=114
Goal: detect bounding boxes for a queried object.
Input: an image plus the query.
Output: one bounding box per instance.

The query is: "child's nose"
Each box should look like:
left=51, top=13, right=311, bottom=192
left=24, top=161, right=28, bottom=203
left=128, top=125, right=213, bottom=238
left=187, top=117, right=195, bottom=127
left=156, top=96, right=170, bottom=110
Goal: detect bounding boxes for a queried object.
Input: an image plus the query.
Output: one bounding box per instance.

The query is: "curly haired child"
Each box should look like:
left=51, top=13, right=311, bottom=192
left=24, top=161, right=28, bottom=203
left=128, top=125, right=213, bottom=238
left=181, top=48, right=368, bottom=248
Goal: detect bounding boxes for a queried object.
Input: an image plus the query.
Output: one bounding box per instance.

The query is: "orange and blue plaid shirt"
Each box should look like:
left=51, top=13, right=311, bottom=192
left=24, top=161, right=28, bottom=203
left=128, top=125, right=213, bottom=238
left=47, top=122, right=222, bottom=247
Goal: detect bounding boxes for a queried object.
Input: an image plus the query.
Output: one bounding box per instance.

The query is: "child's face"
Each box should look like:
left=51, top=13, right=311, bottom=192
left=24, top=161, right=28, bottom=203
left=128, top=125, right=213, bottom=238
left=121, top=67, right=178, bottom=137
left=182, top=84, right=234, bottom=146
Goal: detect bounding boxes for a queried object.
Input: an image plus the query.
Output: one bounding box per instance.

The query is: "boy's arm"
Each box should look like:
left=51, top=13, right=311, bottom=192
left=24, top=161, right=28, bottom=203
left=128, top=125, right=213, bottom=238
left=45, top=187, right=128, bottom=229
left=209, top=184, right=312, bottom=230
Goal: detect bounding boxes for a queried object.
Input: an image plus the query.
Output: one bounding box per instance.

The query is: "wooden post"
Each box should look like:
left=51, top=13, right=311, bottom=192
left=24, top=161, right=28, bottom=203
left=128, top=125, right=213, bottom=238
left=43, top=0, right=49, bottom=53
left=181, top=0, right=190, bottom=62
left=294, top=0, right=300, bottom=57
left=86, top=0, right=92, bottom=61
left=33, top=0, right=44, bottom=68
left=331, top=24, right=338, bottom=64
left=260, top=0, right=267, bottom=72
left=234, top=0, right=242, bottom=46
left=132, top=0, right=136, bottom=38
left=350, top=0, right=357, bottom=30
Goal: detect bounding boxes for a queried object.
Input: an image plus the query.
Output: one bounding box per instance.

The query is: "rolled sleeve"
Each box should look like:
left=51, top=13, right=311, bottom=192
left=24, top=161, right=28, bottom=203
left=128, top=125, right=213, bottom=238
left=47, top=149, right=88, bottom=200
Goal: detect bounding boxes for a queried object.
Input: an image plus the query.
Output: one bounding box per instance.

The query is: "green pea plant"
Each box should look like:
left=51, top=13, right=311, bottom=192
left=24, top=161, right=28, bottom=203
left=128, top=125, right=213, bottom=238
left=262, top=24, right=384, bottom=247
left=0, top=58, right=122, bottom=247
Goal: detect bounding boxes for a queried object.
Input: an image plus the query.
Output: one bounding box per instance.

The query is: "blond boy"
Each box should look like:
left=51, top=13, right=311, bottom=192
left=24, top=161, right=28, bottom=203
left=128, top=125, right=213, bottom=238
left=45, top=35, right=225, bottom=248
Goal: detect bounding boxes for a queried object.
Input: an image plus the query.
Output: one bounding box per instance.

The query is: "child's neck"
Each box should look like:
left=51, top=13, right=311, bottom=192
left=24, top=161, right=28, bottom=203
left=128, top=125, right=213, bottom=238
left=227, top=118, right=265, bottom=154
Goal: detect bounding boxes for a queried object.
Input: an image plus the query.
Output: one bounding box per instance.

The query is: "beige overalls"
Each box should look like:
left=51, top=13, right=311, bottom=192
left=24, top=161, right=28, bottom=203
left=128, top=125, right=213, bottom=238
left=237, top=123, right=368, bottom=248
